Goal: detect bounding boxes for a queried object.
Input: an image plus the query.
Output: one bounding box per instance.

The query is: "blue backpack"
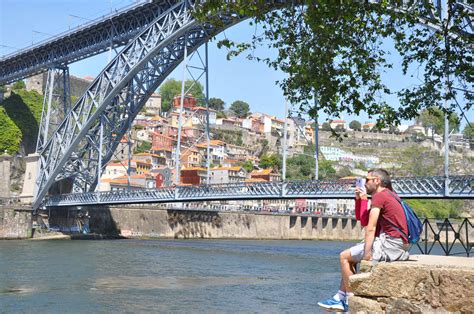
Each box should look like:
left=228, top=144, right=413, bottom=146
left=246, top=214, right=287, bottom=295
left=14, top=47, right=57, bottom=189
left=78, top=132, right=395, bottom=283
left=387, top=191, right=423, bottom=244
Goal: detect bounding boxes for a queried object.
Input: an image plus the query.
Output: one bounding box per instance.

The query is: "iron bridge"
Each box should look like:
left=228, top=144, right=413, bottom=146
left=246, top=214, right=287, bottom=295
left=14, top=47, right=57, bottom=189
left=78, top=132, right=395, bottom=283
left=0, top=1, right=472, bottom=210
left=45, top=175, right=474, bottom=207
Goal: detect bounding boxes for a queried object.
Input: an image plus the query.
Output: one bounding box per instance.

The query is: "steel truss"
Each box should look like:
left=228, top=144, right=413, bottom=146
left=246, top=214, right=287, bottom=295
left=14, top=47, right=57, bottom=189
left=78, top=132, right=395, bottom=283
left=22, top=0, right=472, bottom=209
left=44, top=175, right=473, bottom=207
left=174, top=41, right=211, bottom=184
left=33, top=1, right=238, bottom=209
left=0, top=1, right=178, bottom=85
left=36, top=67, right=71, bottom=153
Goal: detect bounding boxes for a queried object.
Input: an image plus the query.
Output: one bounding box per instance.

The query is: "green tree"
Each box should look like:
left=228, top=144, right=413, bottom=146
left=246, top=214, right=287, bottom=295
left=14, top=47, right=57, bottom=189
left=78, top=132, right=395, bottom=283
left=463, top=124, right=473, bottom=138
left=463, top=124, right=474, bottom=149
left=11, top=80, right=25, bottom=90
left=229, top=100, right=250, bottom=118
left=195, top=2, right=471, bottom=130
left=349, top=120, right=361, bottom=131
left=321, top=122, right=331, bottom=131
left=159, top=78, right=204, bottom=113
left=287, top=154, right=314, bottom=180
left=216, top=111, right=227, bottom=119
left=209, top=97, right=225, bottom=111
left=318, top=159, right=337, bottom=180
left=259, top=153, right=282, bottom=170
left=416, top=106, right=460, bottom=136
left=134, top=141, right=151, bottom=154
left=237, top=160, right=254, bottom=173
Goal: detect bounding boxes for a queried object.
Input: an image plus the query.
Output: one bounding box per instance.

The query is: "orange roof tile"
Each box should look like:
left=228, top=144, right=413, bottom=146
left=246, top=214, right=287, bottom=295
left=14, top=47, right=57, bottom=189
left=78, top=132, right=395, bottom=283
left=193, top=106, right=217, bottom=112
left=196, top=140, right=225, bottom=148
left=181, top=167, right=206, bottom=171
left=211, top=166, right=243, bottom=171
left=250, top=168, right=273, bottom=175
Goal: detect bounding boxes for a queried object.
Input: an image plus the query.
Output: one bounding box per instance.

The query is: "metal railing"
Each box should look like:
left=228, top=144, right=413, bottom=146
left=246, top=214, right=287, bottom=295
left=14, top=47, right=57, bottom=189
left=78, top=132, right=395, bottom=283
left=414, top=218, right=473, bottom=257
left=44, top=175, right=474, bottom=207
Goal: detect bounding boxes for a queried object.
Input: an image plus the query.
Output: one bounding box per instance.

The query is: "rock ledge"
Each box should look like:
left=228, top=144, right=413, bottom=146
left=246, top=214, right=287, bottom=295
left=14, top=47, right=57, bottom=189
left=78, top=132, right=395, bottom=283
left=348, top=255, right=474, bottom=313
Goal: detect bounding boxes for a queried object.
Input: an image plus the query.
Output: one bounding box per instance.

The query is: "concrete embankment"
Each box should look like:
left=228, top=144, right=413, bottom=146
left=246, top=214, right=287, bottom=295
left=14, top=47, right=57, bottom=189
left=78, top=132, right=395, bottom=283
left=54, top=206, right=363, bottom=240
left=349, top=255, right=474, bottom=313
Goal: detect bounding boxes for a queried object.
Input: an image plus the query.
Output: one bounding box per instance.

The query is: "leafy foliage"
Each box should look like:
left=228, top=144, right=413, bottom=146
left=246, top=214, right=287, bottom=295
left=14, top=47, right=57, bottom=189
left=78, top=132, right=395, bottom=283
left=0, top=107, right=22, bottom=154
left=416, top=106, right=460, bottom=136
left=259, top=153, right=281, bottom=170
left=349, top=120, right=361, bottom=131
left=321, top=122, right=331, bottom=131
left=405, top=199, right=464, bottom=219
left=134, top=141, right=152, bottom=154
left=216, top=111, right=227, bottom=119
left=463, top=124, right=474, bottom=138
left=229, top=100, right=250, bottom=118
left=209, top=97, right=225, bottom=111
left=159, top=78, right=204, bottom=112
left=0, top=89, right=42, bottom=154
left=195, top=1, right=472, bottom=129
left=11, top=80, right=26, bottom=90
left=236, top=160, right=254, bottom=173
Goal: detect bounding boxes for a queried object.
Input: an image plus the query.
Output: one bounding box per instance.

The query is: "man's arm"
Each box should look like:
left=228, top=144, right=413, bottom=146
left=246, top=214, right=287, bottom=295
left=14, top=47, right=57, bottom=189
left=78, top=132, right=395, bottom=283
left=363, top=207, right=381, bottom=261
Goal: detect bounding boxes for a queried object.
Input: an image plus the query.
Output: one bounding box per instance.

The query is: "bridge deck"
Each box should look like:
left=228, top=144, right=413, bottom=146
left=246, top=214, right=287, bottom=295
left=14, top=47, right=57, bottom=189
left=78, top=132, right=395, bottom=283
left=44, top=176, right=474, bottom=207
left=0, top=0, right=170, bottom=84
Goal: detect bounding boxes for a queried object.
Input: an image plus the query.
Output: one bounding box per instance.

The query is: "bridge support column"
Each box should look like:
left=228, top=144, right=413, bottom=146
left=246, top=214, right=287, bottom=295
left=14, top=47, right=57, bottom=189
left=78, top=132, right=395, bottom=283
left=20, top=153, right=39, bottom=204
left=0, top=152, right=12, bottom=198
left=36, top=66, right=71, bottom=153
left=34, top=66, right=71, bottom=205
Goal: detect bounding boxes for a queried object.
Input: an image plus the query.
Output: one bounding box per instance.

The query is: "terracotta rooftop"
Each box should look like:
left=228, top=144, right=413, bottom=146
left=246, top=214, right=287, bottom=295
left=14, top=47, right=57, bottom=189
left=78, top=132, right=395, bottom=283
left=250, top=168, right=273, bottom=175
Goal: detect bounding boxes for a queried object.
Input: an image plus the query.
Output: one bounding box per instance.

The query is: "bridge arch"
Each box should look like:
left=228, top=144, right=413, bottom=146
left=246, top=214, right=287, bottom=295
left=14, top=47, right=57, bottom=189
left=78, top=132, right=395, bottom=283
left=31, top=0, right=472, bottom=209
left=33, top=1, right=243, bottom=208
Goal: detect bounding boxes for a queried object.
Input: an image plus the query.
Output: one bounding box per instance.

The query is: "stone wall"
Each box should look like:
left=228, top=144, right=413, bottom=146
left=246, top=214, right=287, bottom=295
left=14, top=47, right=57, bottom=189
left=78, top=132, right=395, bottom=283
left=49, top=206, right=364, bottom=240
left=0, top=154, right=12, bottom=198
left=349, top=255, right=474, bottom=313
left=0, top=208, right=32, bottom=239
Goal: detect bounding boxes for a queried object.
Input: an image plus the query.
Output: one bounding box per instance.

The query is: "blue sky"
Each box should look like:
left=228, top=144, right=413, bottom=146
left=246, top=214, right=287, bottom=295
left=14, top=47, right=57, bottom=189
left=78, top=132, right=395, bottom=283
left=1, top=0, right=471, bottom=129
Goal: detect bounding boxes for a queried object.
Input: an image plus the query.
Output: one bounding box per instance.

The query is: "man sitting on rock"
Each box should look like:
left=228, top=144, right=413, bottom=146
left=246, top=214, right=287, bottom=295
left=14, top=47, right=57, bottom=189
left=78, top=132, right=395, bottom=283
left=318, top=168, right=410, bottom=312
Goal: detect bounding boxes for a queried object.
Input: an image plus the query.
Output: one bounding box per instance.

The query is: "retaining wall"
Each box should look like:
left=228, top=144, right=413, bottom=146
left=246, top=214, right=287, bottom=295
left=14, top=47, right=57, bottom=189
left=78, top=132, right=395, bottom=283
left=0, top=208, right=32, bottom=239
left=50, top=206, right=364, bottom=240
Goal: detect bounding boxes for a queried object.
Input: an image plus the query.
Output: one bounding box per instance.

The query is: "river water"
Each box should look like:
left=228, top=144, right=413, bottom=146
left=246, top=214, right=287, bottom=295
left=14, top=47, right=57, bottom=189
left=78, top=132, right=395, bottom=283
left=0, top=239, right=358, bottom=313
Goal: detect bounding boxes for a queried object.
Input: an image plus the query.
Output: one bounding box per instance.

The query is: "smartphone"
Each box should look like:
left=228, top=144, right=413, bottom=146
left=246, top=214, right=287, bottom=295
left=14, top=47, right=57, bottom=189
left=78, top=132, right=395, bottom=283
left=356, top=178, right=366, bottom=193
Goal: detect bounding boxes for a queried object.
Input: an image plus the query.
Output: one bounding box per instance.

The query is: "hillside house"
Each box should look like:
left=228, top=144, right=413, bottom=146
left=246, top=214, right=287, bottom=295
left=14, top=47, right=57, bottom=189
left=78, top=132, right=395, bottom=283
left=209, top=166, right=247, bottom=184
left=250, top=168, right=281, bottom=182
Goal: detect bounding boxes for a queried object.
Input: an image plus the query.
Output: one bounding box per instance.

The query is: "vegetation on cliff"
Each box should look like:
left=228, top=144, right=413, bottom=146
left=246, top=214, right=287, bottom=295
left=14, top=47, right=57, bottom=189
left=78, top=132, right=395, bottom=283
left=0, top=86, right=42, bottom=154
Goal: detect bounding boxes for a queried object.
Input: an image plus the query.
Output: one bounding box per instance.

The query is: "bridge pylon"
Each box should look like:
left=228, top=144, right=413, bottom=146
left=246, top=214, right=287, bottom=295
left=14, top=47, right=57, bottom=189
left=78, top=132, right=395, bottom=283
left=36, top=66, right=71, bottom=153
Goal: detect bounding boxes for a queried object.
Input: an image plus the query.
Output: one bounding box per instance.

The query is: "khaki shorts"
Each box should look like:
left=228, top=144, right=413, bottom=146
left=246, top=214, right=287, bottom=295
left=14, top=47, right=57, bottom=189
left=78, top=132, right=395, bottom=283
left=350, top=233, right=409, bottom=263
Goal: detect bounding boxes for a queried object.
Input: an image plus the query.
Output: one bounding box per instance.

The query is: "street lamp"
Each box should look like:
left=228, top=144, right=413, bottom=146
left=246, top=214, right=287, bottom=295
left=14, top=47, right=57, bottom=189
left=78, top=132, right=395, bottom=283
left=68, top=14, right=92, bottom=29
left=32, top=30, right=52, bottom=45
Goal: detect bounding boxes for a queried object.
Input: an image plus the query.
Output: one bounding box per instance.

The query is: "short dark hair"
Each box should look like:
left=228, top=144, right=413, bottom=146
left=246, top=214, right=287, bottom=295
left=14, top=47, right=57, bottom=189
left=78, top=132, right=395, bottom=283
left=368, top=168, right=391, bottom=188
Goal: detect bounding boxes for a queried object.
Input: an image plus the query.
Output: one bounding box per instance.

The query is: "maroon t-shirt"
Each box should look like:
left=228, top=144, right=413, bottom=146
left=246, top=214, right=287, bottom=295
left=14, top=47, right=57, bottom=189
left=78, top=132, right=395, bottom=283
left=370, top=189, right=408, bottom=242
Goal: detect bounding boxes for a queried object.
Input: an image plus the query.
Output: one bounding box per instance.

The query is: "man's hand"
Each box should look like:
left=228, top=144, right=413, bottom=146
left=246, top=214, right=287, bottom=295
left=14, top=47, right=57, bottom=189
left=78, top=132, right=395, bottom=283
left=355, top=187, right=367, bottom=200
